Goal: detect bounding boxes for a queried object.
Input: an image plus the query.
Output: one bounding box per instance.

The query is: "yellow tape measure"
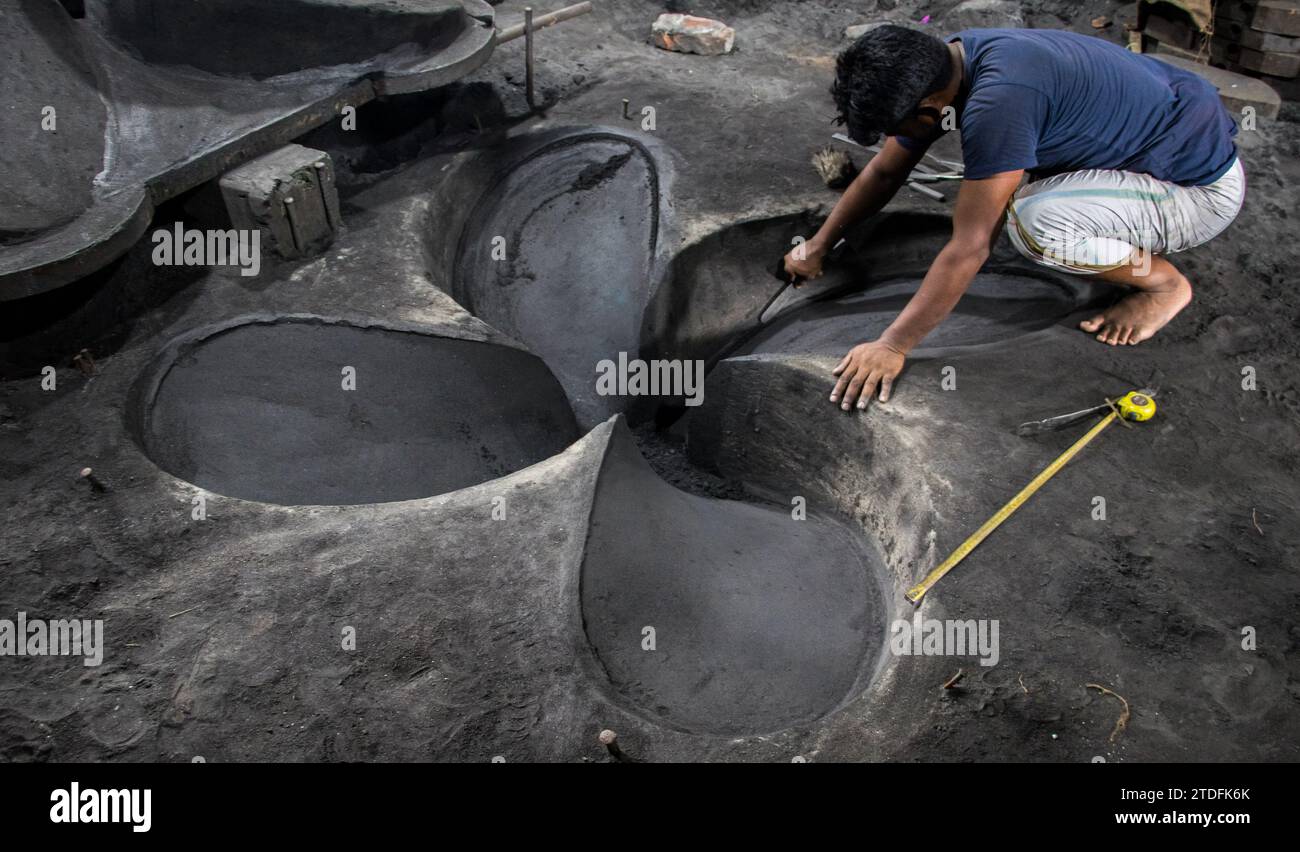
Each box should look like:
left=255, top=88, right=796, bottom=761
left=905, top=390, right=1157, bottom=605
left=1115, top=391, right=1156, bottom=422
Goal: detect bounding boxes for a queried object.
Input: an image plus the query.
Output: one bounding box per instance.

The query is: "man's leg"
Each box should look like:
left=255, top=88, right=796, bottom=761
left=1080, top=251, right=1191, bottom=346
left=1005, top=162, right=1244, bottom=346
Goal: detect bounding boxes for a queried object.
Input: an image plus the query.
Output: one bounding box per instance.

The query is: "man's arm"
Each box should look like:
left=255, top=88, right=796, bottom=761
left=830, top=170, right=1024, bottom=410
left=785, top=137, right=926, bottom=279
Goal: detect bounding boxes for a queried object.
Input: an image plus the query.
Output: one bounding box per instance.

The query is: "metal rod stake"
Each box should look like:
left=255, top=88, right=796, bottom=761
left=525, top=7, right=536, bottom=110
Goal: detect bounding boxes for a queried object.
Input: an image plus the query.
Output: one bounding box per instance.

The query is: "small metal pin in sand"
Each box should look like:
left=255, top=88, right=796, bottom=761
left=599, top=729, right=633, bottom=762
left=73, top=349, right=96, bottom=376
left=79, top=467, right=108, bottom=493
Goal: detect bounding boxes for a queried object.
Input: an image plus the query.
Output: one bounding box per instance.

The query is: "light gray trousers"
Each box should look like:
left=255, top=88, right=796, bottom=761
left=1006, top=158, right=1246, bottom=274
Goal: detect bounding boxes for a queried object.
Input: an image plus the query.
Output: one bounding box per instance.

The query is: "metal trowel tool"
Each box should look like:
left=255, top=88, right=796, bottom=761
left=762, top=238, right=848, bottom=323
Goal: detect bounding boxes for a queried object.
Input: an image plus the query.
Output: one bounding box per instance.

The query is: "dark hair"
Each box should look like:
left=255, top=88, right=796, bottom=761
left=832, top=25, right=953, bottom=144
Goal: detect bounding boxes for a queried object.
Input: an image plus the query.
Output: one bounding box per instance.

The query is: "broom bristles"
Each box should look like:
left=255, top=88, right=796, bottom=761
left=812, top=147, right=858, bottom=190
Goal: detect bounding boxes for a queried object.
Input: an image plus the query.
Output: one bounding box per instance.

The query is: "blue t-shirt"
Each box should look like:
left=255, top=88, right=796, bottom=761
left=899, top=29, right=1238, bottom=186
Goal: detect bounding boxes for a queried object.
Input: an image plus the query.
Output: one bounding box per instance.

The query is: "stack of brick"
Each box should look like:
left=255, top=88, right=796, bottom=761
left=1138, top=1, right=1300, bottom=103
left=1214, top=0, right=1300, bottom=99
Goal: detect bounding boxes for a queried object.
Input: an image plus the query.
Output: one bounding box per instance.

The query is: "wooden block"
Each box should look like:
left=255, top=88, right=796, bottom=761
left=1220, top=41, right=1300, bottom=75
left=1215, top=1, right=1251, bottom=25
left=219, top=144, right=340, bottom=260
left=1215, top=1, right=1300, bottom=36
left=1146, top=13, right=1206, bottom=50
left=1153, top=40, right=1210, bottom=61
left=1253, top=0, right=1300, bottom=35
left=1215, top=17, right=1300, bottom=51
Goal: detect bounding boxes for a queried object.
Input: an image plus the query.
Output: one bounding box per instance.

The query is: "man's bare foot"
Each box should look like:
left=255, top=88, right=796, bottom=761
left=1079, top=276, right=1192, bottom=346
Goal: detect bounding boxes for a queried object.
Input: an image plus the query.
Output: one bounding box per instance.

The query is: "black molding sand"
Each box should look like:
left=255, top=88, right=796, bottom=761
left=2, top=0, right=1298, bottom=764
left=738, top=270, right=1099, bottom=356
left=451, top=132, right=663, bottom=428
left=92, top=0, right=471, bottom=80
left=133, top=317, right=579, bottom=505
left=580, top=422, right=889, bottom=736
left=644, top=211, right=1114, bottom=368
left=438, top=150, right=1116, bottom=738
left=0, top=0, right=495, bottom=298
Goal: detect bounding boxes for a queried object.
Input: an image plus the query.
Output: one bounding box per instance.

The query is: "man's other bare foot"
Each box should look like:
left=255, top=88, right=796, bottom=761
left=1079, top=275, right=1192, bottom=346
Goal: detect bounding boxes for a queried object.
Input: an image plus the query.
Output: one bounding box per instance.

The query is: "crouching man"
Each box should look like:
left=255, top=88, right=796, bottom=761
left=784, top=25, right=1245, bottom=410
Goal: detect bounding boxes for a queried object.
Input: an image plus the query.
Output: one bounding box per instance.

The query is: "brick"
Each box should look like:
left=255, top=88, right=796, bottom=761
left=651, top=14, right=735, bottom=56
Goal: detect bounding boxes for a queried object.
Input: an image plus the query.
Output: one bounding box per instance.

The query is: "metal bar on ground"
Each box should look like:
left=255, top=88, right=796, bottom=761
left=525, top=8, right=536, bottom=109
left=922, top=151, right=965, bottom=172
left=906, top=181, right=946, bottom=201
left=497, top=2, right=593, bottom=43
